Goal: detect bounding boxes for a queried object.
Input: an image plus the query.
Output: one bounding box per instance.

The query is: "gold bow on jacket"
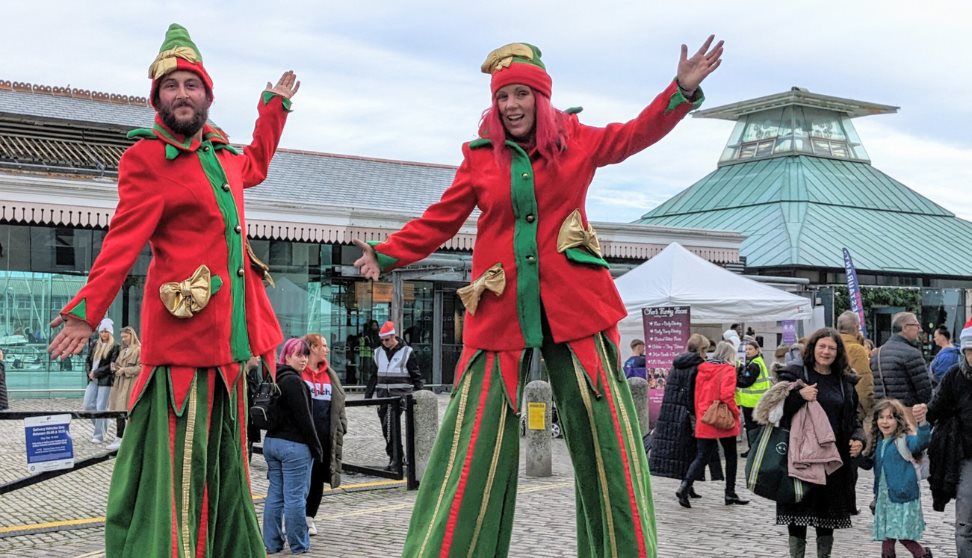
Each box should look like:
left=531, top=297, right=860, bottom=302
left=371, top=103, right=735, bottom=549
left=159, top=265, right=213, bottom=319
left=148, top=46, right=200, bottom=79
left=457, top=263, right=506, bottom=315
left=557, top=209, right=602, bottom=257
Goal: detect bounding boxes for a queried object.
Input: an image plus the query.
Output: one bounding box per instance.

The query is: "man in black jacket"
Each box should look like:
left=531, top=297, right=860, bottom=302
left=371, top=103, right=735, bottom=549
left=365, top=321, right=424, bottom=470
left=928, top=320, right=972, bottom=557
left=870, top=312, right=933, bottom=422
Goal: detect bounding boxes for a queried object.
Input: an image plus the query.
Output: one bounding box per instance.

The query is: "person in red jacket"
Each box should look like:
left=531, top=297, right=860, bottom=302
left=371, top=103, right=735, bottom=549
left=354, top=37, right=723, bottom=558
left=678, top=341, right=749, bottom=508
left=47, top=24, right=298, bottom=557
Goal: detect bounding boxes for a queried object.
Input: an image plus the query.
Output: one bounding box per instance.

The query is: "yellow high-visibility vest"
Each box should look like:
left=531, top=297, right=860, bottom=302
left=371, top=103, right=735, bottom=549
left=736, top=355, right=771, bottom=408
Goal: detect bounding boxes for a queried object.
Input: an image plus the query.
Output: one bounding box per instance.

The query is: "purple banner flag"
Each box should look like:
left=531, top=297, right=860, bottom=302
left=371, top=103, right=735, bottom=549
left=842, top=248, right=869, bottom=339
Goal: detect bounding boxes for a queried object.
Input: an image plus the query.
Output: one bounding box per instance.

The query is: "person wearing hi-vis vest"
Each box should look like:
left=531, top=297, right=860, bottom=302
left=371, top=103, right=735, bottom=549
left=365, top=321, right=424, bottom=470
left=736, top=339, right=771, bottom=455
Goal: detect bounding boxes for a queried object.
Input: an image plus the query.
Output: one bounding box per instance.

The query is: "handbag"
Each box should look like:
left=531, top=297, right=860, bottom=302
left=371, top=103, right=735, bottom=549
left=745, top=423, right=808, bottom=504
left=701, top=400, right=735, bottom=430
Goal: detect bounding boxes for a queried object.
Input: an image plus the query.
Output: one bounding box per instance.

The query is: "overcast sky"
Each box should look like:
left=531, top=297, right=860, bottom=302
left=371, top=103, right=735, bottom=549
left=3, top=1, right=970, bottom=223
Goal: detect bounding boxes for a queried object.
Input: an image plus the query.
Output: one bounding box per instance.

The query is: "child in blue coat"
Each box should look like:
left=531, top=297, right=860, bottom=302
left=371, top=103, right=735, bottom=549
left=863, top=399, right=932, bottom=558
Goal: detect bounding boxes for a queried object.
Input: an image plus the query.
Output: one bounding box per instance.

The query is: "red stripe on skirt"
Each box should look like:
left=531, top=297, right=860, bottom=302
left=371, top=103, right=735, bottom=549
left=168, top=388, right=179, bottom=558
left=597, top=359, right=646, bottom=557
left=195, top=372, right=216, bottom=557
left=439, top=353, right=494, bottom=557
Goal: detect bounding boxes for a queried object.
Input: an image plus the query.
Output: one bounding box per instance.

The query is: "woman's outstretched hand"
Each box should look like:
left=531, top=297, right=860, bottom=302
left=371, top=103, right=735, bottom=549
left=677, top=35, right=724, bottom=94
left=352, top=239, right=381, bottom=280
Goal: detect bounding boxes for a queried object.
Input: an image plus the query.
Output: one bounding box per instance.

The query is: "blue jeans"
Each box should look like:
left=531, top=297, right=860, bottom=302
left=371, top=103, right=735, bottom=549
left=263, top=437, right=313, bottom=554
left=82, top=381, right=111, bottom=438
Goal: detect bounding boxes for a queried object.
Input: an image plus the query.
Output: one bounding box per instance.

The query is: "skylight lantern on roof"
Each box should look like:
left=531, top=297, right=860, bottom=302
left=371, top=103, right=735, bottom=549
left=694, top=86, right=899, bottom=167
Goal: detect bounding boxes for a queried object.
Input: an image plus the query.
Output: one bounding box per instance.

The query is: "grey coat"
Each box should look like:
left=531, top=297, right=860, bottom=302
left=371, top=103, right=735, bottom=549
left=870, top=334, right=933, bottom=407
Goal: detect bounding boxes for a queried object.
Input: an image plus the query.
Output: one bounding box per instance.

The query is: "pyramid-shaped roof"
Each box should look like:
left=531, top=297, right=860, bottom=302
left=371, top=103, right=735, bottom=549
left=637, top=90, right=972, bottom=278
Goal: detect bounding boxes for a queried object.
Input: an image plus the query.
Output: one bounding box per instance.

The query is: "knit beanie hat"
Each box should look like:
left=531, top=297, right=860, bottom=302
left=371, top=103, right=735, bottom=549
left=961, top=317, right=972, bottom=350
left=379, top=321, right=396, bottom=338
left=481, top=43, right=552, bottom=98
left=148, top=23, right=214, bottom=108
left=97, top=318, right=114, bottom=333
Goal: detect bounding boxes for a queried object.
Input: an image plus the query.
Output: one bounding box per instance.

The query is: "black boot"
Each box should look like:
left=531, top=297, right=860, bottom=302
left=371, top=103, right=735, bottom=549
left=724, top=491, right=750, bottom=505
left=688, top=487, right=702, bottom=499
left=675, top=481, right=692, bottom=508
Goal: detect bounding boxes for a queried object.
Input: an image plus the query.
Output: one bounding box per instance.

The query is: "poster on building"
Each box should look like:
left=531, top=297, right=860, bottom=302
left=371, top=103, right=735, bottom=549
left=24, top=414, right=74, bottom=474
left=641, top=305, right=692, bottom=427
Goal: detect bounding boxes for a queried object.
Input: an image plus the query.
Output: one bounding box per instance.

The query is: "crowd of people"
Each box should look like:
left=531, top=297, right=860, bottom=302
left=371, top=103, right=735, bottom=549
left=27, top=16, right=972, bottom=558
left=648, top=310, right=972, bottom=558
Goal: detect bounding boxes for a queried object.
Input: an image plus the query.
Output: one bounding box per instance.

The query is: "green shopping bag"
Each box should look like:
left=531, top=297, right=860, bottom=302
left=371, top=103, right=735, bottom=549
left=744, top=424, right=808, bottom=504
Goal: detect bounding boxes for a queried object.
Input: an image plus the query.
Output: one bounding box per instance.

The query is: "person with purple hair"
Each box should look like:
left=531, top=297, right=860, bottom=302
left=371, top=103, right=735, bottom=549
left=261, top=338, right=322, bottom=555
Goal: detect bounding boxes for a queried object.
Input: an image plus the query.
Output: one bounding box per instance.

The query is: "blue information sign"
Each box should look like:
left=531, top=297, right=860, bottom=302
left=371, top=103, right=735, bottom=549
left=24, top=414, right=75, bottom=474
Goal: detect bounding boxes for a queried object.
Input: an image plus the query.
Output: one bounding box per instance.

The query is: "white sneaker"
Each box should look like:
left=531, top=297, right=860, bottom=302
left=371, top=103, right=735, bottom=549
left=306, top=517, right=317, bottom=536
left=106, top=439, right=122, bottom=451
left=91, top=435, right=104, bottom=443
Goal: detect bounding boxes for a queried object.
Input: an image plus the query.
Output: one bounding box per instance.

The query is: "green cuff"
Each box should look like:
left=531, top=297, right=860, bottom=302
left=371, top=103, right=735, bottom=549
left=64, top=299, right=87, bottom=322
left=666, top=81, right=705, bottom=113
left=368, top=241, right=399, bottom=272
left=262, top=91, right=293, bottom=112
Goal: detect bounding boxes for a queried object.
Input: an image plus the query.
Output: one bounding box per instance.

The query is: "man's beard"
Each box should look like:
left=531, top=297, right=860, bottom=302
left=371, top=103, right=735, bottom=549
left=159, top=99, right=208, bottom=137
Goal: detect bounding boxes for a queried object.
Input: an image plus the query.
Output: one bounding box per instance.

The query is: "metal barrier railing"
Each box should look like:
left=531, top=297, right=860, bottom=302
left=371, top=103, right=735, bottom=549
left=0, top=394, right=422, bottom=495
left=340, top=395, right=419, bottom=490
left=0, top=410, right=127, bottom=495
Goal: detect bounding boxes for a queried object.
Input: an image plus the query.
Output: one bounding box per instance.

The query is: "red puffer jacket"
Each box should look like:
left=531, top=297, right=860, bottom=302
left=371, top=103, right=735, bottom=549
left=693, top=360, right=741, bottom=439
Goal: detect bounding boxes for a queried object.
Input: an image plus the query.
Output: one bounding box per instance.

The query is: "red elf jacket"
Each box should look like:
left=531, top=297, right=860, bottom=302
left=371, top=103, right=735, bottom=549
left=373, top=81, right=702, bottom=351
left=60, top=92, right=290, bottom=370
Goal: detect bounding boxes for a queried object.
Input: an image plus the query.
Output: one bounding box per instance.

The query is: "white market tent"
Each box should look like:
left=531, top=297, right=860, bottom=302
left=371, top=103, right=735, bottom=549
left=614, top=242, right=813, bottom=342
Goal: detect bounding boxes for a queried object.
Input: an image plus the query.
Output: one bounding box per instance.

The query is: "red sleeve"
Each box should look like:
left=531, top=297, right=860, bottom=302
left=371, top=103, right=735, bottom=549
left=60, top=146, right=165, bottom=328
left=582, top=80, right=701, bottom=168
left=240, top=93, right=290, bottom=188
left=372, top=145, right=477, bottom=271
left=722, top=364, right=739, bottom=411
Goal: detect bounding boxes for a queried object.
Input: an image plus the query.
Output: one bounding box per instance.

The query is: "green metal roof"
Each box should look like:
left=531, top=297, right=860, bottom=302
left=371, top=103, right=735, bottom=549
left=637, top=156, right=972, bottom=276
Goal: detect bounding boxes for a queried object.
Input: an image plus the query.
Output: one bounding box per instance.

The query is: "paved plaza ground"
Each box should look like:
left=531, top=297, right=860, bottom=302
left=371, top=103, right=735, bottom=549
left=0, top=394, right=960, bottom=557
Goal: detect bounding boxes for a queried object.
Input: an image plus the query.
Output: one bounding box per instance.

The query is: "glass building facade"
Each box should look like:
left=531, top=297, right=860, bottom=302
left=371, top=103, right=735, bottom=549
left=0, top=222, right=467, bottom=398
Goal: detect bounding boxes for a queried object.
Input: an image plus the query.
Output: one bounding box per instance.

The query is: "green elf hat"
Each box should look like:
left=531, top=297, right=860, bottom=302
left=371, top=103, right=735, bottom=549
left=147, top=23, right=214, bottom=108
left=481, top=43, right=552, bottom=98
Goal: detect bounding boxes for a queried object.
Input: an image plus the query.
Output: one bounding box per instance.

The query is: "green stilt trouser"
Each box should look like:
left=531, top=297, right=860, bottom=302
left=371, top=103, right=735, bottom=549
left=105, top=367, right=265, bottom=557
left=403, top=329, right=656, bottom=557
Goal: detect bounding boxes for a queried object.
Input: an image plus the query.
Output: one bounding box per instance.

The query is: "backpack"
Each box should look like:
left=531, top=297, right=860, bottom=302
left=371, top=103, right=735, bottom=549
left=249, top=368, right=291, bottom=431
left=894, top=435, right=930, bottom=481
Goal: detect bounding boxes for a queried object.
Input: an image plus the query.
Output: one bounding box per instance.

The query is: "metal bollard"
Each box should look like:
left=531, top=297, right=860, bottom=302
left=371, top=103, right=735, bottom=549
left=523, top=380, right=552, bottom=477
left=627, top=377, right=650, bottom=435
left=411, top=390, right=439, bottom=482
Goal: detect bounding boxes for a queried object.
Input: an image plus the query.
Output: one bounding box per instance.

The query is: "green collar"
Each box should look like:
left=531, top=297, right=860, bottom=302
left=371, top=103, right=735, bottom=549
left=128, top=115, right=239, bottom=160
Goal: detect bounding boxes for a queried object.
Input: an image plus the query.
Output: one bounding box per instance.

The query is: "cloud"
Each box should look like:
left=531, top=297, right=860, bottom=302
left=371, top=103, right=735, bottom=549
left=2, top=0, right=969, bottom=226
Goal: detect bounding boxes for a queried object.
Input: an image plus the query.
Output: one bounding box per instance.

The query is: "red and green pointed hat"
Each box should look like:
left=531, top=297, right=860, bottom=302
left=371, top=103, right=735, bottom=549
left=480, top=43, right=552, bottom=98
left=148, top=23, right=214, bottom=108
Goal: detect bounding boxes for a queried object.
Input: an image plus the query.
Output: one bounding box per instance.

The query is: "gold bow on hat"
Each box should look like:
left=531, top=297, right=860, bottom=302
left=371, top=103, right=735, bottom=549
left=457, top=263, right=506, bottom=315
left=159, top=264, right=213, bottom=319
left=557, top=209, right=602, bottom=257
left=148, top=46, right=200, bottom=79
left=481, top=43, right=536, bottom=74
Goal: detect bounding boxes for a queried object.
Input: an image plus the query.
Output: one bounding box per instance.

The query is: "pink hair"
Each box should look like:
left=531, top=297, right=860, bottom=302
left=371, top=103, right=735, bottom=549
left=479, top=89, right=568, bottom=170
left=278, top=337, right=310, bottom=366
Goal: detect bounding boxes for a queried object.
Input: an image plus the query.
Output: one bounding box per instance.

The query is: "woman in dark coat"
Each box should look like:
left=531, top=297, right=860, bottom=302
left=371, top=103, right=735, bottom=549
left=649, top=334, right=723, bottom=495
left=776, top=328, right=864, bottom=558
